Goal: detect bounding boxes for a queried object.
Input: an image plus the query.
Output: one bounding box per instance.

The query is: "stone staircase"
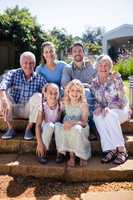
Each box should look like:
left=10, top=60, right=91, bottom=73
left=0, top=114, right=133, bottom=182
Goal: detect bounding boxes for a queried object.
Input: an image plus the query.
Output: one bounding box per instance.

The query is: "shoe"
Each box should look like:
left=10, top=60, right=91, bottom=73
left=113, top=151, right=128, bottom=165
left=56, top=153, right=65, bottom=163
left=1, top=128, right=16, bottom=140
left=101, top=150, right=116, bottom=163
left=24, top=130, right=34, bottom=140
left=38, top=156, right=48, bottom=164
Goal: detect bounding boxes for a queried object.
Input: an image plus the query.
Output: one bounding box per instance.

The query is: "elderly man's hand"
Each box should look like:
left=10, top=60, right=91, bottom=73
left=1, top=100, right=12, bottom=122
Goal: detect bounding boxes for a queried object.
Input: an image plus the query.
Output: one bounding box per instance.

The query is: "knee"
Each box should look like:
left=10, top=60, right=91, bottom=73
left=105, top=110, right=119, bottom=121
left=29, top=93, right=42, bottom=104
left=45, top=122, right=55, bottom=130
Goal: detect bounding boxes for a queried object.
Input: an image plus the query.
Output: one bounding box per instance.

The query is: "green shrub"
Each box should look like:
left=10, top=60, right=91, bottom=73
left=114, top=57, right=133, bottom=79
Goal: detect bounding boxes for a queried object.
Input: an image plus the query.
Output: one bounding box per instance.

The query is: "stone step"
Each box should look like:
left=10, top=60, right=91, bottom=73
left=0, top=133, right=133, bottom=156
left=0, top=117, right=133, bottom=133
left=81, top=191, right=133, bottom=200
left=0, top=117, right=27, bottom=131
left=0, top=153, right=133, bottom=182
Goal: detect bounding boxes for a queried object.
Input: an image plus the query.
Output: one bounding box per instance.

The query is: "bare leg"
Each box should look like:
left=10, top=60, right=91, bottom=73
left=26, top=122, right=34, bottom=131
left=7, top=121, right=13, bottom=129
left=80, top=158, right=88, bottom=167
left=67, top=152, right=75, bottom=167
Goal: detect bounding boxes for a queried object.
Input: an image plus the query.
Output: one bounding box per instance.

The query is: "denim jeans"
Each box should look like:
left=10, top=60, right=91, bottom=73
left=85, top=88, right=95, bottom=129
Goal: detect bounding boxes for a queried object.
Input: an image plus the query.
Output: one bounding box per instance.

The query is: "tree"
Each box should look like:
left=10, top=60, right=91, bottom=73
left=49, top=27, right=74, bottom=59
left=81, top=26, right=105, bottom=55
left=0, top=6, right=49, bottom=67
left=82, top=26, right=104, bottom=45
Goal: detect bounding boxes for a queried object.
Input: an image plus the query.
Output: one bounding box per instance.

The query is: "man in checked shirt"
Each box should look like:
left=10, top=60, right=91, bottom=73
left=0, top=51, right=47, bottom=140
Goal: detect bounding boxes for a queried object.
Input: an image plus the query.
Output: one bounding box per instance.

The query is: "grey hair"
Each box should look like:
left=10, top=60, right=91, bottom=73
left=20, top=51, right=36, bottom=66
left=96, top=55, right=113, bottom=71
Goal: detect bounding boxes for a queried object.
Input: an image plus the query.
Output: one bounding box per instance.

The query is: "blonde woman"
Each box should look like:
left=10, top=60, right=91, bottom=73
left=91, top=55, right=132, bottom=164
left=55, top=79, right=91, bottom=167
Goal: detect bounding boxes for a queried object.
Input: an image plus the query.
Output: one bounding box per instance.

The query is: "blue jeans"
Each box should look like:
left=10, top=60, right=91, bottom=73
left=85, top=88, right=95, bottom=129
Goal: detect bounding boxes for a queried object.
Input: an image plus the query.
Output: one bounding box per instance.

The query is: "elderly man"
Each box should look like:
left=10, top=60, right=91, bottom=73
left=0, top=51, right=47, bottom=140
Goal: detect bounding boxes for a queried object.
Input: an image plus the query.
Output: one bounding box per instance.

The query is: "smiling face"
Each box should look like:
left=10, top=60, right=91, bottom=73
left=45, top=84, right=59, bottom=107
left=68, top=85, right=82, bottom=104
left=20, top=55, right=35, bottom=79
left=97, top=59, right=111, bottom=77
left=42, top=44, right=56, bottom=64
left=71, top=45, right=84, bottom=63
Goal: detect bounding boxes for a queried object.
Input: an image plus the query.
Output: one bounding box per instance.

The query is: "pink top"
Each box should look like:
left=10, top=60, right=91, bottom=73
left=42, top=102, right=60, bottom=123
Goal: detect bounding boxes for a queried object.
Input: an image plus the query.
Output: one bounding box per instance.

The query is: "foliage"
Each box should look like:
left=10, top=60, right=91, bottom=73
left=49, top=27, right=74, bottom=59
left=114, top=56, right=133, bottom=79
left=0, top=6, right=104, bottom=71
left=82, top=26, right=104, bottom=45
left=0, top=6, right=49, bottom=67
left=84, top=42, right=102, bottom=55
left=81, top=26, right=104, bottom=55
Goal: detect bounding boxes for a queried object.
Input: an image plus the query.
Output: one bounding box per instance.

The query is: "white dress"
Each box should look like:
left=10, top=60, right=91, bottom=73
left=55, top=105, right=91, bottom=160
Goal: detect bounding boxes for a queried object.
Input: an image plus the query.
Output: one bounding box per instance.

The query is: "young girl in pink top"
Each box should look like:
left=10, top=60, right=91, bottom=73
left=36, top=83, right=65, bottom=164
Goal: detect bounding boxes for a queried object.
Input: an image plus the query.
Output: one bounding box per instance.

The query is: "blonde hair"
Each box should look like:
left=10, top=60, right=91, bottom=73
left=64, top=79, right=87, bottom=105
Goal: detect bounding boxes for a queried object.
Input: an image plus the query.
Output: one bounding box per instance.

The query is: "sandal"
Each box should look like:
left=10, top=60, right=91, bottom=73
left=101, top=150, right=116, bottom=163
left=113, top=151, right=128, bottom=165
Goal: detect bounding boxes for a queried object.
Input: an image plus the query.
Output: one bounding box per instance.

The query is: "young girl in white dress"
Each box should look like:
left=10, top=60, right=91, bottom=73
left=55, top=79, right=91, bottom=167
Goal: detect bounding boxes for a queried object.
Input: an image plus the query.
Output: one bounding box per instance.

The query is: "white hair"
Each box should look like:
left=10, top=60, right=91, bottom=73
left=96, top=55, right=113, bottom=71
left=20, top=51, right=36, bottom=66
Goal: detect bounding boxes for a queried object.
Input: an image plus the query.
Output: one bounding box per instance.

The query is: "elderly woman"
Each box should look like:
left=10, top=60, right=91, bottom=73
left=91, top=55, right=132, bottom=164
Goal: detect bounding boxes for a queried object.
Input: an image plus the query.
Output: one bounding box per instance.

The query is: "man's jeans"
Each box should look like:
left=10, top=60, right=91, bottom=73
left=85, top=88, right=95, bottom=129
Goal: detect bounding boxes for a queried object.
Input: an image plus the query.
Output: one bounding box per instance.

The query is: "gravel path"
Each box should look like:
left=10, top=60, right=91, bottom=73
left=0, top=175, right=133, bottom=199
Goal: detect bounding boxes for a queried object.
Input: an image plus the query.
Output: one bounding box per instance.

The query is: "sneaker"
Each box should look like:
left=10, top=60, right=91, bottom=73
left=38, top=156, right=48, bottom=164
left=56, top=153, right=65, bottom=163
left=24, top=130, right=34, bottom=140
left=1, top=128, right=16, bottom=140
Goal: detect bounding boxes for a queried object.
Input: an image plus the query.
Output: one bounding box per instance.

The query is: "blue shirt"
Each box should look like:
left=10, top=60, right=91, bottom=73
left=0, top=68, right=47, bottom=104
left=36, top=60, right=68, bottom=86
left=61, top=61, right=97, bottom=88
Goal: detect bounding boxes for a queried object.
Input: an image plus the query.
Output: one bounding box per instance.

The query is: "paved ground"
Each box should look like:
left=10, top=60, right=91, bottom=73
left=0, top=175, right=133, bottom=199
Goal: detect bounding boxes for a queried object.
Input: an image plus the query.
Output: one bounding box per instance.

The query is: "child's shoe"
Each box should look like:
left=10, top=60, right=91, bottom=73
left=56, top=153, right=65, bottom=163
left=38, top=155, right=48, bottom=164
